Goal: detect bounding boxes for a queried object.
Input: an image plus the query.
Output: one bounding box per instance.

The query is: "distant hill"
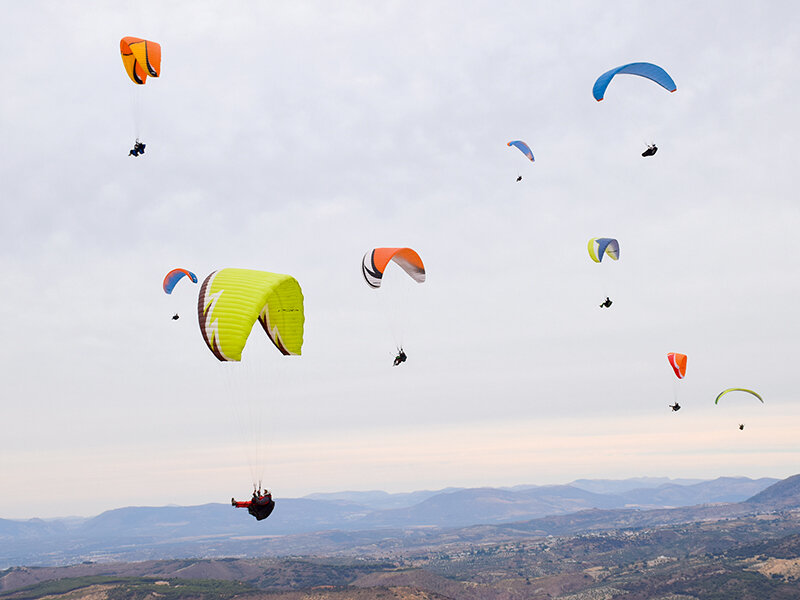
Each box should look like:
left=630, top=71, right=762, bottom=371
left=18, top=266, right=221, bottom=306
left=351, top=485, right=625, bottom=528
left=303, top=488, right=464, bottom=510
left=618, top=476, right=780, bottom=507
left=569, top=476, right=707, bottom=495
left=0, top=518, right=68, bottom=539
left=76, top=498, right=375, bottom=537
left=745, top=473, right=800, bottom=509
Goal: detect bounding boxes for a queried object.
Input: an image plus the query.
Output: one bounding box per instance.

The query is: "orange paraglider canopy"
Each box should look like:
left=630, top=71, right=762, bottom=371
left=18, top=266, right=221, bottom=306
left=362, top=248, right=426, bottom=289
left=120, top=37, right=161, bottom=85
left=667, top=352, right=687, bottom=379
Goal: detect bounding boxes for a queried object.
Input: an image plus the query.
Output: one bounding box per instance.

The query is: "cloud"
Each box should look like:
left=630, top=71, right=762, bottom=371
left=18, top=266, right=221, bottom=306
left=1, top=1, right=799, bottom=518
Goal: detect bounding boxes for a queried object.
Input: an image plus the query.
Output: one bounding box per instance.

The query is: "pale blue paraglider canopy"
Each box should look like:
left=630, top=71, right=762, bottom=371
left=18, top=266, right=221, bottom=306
left=593, top=62, right=677, bottom=101
left=507, top=140, right=534, bottom=162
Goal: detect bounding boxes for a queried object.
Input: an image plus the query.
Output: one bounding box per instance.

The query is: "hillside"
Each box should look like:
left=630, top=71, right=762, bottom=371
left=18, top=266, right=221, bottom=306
left=746, top=473, right=800, bottom=509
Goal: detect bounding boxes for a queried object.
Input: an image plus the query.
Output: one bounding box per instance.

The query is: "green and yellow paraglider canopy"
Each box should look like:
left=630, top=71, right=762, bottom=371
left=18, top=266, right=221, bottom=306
left=197, top=268, right=304, bottom=361
left=714, top=388, right=763, bottom=404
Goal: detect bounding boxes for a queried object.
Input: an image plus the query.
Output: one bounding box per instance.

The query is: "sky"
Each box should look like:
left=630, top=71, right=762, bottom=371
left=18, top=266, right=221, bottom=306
left=1, top=1, right=799, bottom=519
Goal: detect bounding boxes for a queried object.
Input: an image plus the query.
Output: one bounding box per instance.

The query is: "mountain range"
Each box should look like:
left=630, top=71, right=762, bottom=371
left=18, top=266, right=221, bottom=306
left=0, top=475, right=788, bottom=569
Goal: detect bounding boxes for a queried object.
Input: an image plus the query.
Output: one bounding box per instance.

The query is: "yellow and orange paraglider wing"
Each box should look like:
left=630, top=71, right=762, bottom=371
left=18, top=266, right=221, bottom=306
left=362, top=248, right=426, bottom=288
left=120, top=37, right=161, bottom=85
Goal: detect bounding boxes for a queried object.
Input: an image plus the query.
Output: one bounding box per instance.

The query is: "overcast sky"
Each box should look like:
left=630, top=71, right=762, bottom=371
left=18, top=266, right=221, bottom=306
left=1, top=1, right=798, bottom=519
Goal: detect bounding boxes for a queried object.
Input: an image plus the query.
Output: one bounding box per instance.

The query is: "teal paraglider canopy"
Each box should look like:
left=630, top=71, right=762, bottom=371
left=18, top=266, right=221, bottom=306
left=593, top=62, right=676, bottom=101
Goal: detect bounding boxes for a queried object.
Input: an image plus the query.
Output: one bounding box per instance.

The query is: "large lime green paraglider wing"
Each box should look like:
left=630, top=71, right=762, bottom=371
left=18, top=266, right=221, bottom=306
left=197, top=268, right=304, bottom=361
left=714, top=388, right=763, bottom=404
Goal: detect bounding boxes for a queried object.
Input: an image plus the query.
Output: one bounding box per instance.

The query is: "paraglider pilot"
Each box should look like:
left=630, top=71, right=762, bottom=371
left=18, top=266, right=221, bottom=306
left=600, top=297, right=613, bottom=308
left=171, top=313, right=180, bottom=321
left=669, top=402, right=681, bottom=412
left=516, top=175, right=523, bottom=182
left=739, top=424, right=745, bottom=431
left=642, top=144, right=657, bottom=157
left=128, top=139, right=146, bottom=157
left=393, top=348, right=407, bottom=366
left=232, top=488, right=275, bottom=521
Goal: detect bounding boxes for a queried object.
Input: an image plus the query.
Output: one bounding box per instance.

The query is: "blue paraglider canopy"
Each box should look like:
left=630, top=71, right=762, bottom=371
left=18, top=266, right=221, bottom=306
left=162, top=268, right=198, bottom=295
left=593, top=62, right=676, bottom=101
left=507, top=140, right=534, bottom=162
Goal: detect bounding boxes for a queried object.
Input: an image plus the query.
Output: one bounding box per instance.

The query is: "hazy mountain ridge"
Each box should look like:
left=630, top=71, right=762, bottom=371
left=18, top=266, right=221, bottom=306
left=616, top=476, right=780, bottom=507
left=568, top=476, right=708, bottom=495
left=351, top=485, right=629, bottom=529
left=303, top=488, right=465, bottom=510
left=0, top=475, right=790, bottom=569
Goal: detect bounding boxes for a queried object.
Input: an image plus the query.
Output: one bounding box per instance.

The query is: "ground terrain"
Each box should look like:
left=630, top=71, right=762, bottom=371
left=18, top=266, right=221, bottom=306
left=3, top=475, right=799, bottom=599
left=2, top=510, right=800, bottom=599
